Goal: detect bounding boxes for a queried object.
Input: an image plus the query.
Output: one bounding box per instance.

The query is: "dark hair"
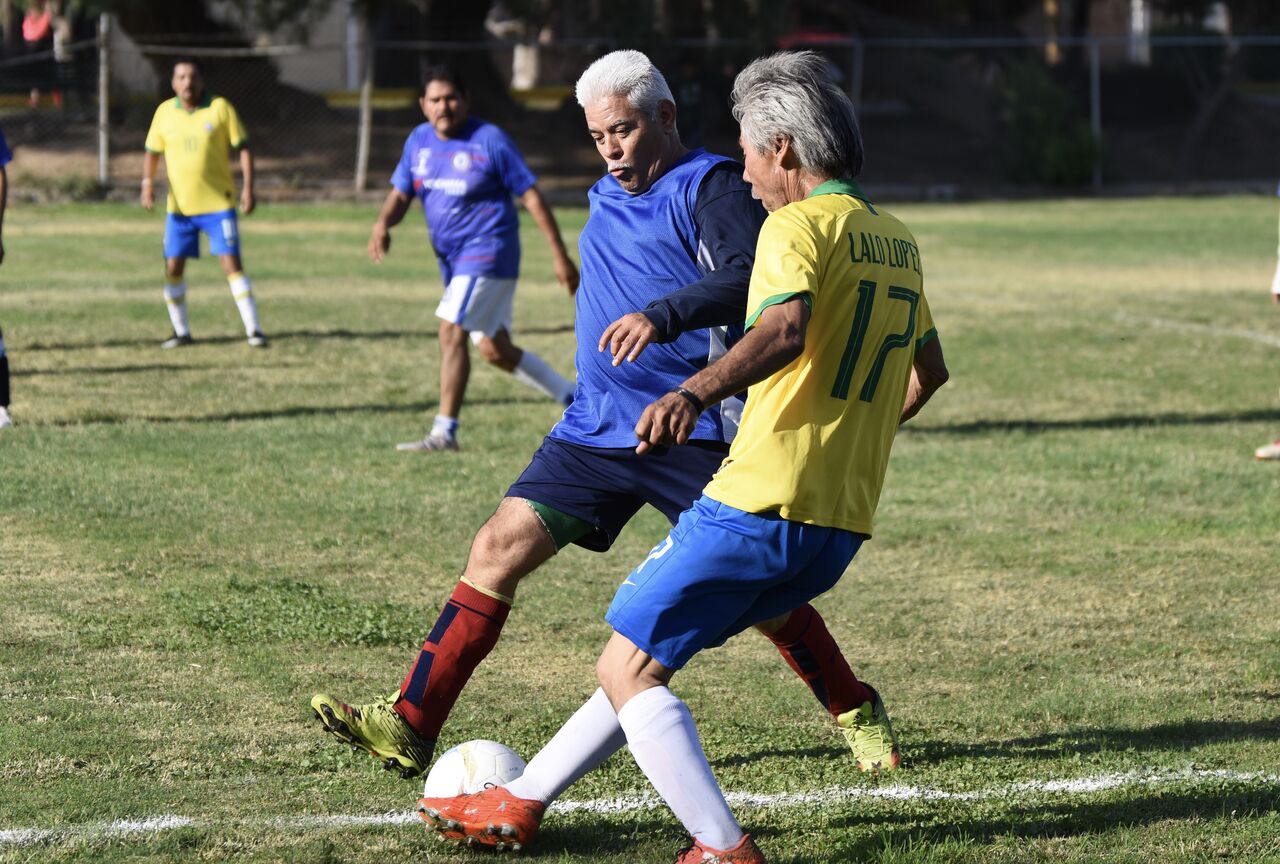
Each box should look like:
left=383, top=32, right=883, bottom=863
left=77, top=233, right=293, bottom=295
left=422, top=64, right=467, bottom=96
left=172, top=56, right=205, bottom=75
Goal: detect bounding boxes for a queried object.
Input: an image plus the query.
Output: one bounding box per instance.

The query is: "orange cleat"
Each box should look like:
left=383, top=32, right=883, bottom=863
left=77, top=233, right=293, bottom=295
left=416, top=785, right=546, bottom=852
left=675, top=833, right=766, bottom=863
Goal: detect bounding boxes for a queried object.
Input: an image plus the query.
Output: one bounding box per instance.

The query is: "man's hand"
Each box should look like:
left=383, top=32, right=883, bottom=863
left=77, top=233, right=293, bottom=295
left=240, top=187, right=256, bottom=215
left=634, top=391, right=700, bottom=454
left=554, top=253, right=579, bottom=296
left=1272, top=292, right=1279, bottom=305
left=140, top=182, right=154, bottom=211
left=368, top=223, right=391, bottom=262
left=599, top=312, right=660, bottom=366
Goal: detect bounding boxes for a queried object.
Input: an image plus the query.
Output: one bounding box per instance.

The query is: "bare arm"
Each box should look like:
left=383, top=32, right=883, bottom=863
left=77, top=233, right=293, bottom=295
left=519, top=185, right=579, bottom=295
left=633, top=297, right=810, bottom=454
left=368, top=189, right=413, bottom=263
left=238, top=146, right=255, bottom=215
left=900, top=336, right=948, bottom=424
left=140, top=151, right=159, bottom=211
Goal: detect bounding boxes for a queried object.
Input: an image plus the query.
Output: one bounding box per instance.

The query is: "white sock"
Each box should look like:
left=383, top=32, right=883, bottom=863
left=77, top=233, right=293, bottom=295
left=430, top=414, right=459, bottom=441
left=513, top=350, right=574, bottom=406
left=228, top=272, right=260, bottom=335
left=163, top=281, right=190, bottom=336
left=1271, top=257, right=1280, bottom=297
left=616, top=686, right=743, bottom=852
left=505, top=688, right=626, bottom=803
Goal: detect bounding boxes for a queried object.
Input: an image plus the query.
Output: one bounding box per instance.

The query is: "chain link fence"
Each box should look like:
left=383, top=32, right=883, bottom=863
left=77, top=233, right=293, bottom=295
left=1, top=18, right=1279, bottom=199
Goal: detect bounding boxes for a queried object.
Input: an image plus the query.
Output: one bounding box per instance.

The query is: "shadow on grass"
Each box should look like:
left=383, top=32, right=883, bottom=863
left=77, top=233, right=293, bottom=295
left=19, top=328, right=439, bottom=351
left=44, top=395, right=550, bottom=426
left=910, top=717, right=1280, bottom=765
left=13, top=363, right=233, bottom=377
left=839, top=785, right=1280, bottom=856
left=908, top=408, right=1280, bottom=436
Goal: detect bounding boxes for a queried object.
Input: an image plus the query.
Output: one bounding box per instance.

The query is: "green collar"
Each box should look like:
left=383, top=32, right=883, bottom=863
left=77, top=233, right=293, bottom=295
left=174, top=94, right=214, bottom=113
left=807, top=178, right=866, bottom=199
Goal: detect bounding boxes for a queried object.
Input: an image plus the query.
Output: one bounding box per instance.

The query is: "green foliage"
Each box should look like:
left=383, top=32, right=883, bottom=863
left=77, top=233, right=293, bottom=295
left=999, top=59, right=1098, bottom=186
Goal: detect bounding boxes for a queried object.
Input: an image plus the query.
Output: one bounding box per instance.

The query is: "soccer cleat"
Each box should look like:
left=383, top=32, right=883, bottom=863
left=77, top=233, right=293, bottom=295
left=675, top=834, right=766, bottom=863
left=417, top=786, right=545, bottom=852
left=1256, top=440, right=1280, bottom=460
left=396, top=432, right=458, bottom=452
left=247, top=331, right=269, bottom=348
left=161, top=332, right=194, bottom=349
left=310, top=691, right=435, bottom=778
left=837, top=685, right=902, bottom=772
left=0, top=407, right=11, bottom=429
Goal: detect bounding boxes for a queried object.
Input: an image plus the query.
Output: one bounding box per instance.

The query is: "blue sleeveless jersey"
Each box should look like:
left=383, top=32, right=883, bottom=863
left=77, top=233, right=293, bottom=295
left=551, top=149, right=742, bottom=448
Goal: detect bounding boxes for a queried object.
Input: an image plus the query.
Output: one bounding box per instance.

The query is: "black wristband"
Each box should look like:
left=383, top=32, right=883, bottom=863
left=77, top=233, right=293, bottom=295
left=671, top=387, right=706, bottom=414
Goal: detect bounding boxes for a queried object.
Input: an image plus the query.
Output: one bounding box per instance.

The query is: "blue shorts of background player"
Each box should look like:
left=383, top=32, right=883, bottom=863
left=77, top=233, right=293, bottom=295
left=606, top=495, right=866, bottom=670
left=163, top=208, right=239, bottom=258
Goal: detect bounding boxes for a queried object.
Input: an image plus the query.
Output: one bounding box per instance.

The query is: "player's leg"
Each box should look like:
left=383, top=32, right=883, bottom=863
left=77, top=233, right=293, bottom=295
left=463, top=277, right=574, bottom=407
left=476, top=327, right=574, bottom=407
left=160, top=215, right=196, bottom=347
left=313, top=495, right=568, bottom=776
left=640, top=442, right=870, bottom=729
left=207, top=209, right=265, bottom=346
left=0, top=326, right=12, bottom=428
left=397, top=317, right=468, bottom=451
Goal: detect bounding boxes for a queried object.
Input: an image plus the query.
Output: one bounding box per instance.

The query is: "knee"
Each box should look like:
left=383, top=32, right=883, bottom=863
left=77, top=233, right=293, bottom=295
left=438, top=322, right=467, bottom=352
left=165, top=259, right=185, bottom=280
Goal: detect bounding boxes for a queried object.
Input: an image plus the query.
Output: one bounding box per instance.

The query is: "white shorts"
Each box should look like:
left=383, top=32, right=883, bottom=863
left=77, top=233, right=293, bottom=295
left=435, top=275, right=516, bottom=342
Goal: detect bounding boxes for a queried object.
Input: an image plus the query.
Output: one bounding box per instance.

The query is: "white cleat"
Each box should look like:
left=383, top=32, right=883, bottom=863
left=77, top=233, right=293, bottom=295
left=396, top=432, right=458, bottom=452
left=0, top=406, right=12, bottom=428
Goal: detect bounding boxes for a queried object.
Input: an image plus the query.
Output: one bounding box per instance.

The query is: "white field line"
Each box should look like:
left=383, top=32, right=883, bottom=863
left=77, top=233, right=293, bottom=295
left=1117, top=313, right=1280, bottom=349
left=2, top=767, right=1277, bottom=848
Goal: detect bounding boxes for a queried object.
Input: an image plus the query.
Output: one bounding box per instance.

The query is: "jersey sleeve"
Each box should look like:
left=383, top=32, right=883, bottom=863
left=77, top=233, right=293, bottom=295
left=0, top=128, right=11, bottom=167
left=222, top=99, right=249, bottom=148
left=744, top=207, right=819, bottom=330
left=640, top=163, right=765, bottom=339
left=915, top=289, right=937, bottom=349
left=144, top=105, right=166, bottom=153
left=389, top=136, right=415, bottom=195
left=486, top=126, right=536, bottom=197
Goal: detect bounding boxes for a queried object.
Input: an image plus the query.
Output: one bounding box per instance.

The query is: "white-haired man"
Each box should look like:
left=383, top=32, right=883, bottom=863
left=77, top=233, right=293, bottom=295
left=312, top=50, right=890, bottom=791
left=416, top=51, right=949, bottom=864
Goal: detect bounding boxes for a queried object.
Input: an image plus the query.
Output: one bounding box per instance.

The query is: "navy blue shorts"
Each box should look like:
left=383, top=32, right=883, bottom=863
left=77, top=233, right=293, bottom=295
left=505, top=436, right=729, bottom=552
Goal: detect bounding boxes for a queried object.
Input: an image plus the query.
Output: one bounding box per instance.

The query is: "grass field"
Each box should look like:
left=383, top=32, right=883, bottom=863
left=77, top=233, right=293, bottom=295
left=1, top=196, right=1278, bottom=864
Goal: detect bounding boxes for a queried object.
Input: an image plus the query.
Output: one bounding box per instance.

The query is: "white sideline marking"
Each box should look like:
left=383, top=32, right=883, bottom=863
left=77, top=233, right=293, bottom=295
left=1118, top=313, right=1280, bottom=349
left=2, top=768, right=1277, bottom=847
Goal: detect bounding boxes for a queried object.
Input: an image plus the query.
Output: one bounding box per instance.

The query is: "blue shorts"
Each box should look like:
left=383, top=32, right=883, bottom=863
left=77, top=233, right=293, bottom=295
left=505, top=436, right=729, bottom=552
left=164, top=209, right=239, bottom=259
left=606, top=495, right=864, bottom=670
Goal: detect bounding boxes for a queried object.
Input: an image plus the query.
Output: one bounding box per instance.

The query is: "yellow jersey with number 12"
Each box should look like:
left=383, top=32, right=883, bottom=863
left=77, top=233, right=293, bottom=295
left=144, top=95, right=248, bottom=216
left=703, top=179, right=937, bottom=536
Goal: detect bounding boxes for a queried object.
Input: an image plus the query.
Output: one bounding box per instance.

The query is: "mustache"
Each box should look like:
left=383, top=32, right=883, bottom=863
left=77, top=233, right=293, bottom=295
left=607, top=163, right=633, bottom=173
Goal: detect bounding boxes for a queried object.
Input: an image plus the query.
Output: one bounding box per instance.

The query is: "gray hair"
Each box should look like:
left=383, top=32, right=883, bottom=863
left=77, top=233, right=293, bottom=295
left=575, top=49, right=675, bottom=120
left=731, top=51, right=863, bottom=179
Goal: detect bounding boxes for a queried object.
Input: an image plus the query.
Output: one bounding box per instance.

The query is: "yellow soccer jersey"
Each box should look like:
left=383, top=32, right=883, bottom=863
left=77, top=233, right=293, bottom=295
left=144, top=95, right=248, bottom=216
left=703, top=179, right=937, bottom=536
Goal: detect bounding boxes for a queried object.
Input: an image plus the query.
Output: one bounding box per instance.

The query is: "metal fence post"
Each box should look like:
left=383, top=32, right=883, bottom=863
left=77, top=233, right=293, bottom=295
left=1089, top=39, right=1102, bottom=191
left=354, top=16, right=373, bottom=193
left=97, top=12, right=111, bottom=187
left=850, top=39, right=864, bottom=113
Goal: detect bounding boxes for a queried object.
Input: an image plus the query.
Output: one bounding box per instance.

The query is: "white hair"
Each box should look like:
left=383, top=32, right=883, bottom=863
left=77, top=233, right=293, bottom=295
left=575, top=49, right=675, bottom=119
left=731, top=51, right=864, bottom=179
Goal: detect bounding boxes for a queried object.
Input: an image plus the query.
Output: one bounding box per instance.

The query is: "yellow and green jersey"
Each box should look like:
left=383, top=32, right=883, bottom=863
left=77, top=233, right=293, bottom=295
left=144, top=95, right=248, bottom=216
left=703, top=179, right=937, bottom=536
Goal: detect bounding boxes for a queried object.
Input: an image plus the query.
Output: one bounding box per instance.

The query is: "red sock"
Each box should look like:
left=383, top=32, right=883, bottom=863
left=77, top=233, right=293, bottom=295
left=768, top=604, right=872, bottom=718
left=394, top=581, right=511, bottom=740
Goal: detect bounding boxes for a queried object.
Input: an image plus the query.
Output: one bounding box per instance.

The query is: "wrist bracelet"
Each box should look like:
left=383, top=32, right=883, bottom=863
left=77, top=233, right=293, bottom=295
left=671, top=387, right=705, bottom=414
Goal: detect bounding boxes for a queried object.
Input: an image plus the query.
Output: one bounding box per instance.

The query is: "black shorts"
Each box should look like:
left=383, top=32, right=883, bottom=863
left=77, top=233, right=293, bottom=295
left=505, top=436, right=729, bottom=552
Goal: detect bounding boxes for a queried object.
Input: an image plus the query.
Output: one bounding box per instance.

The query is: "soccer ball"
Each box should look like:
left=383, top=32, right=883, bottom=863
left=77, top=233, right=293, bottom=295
left=421, top=739, right=526, bottom=797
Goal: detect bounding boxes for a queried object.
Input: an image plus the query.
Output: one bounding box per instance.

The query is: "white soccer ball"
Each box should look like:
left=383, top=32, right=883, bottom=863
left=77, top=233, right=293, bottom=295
left=421, top=739, right=526, bottom=797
